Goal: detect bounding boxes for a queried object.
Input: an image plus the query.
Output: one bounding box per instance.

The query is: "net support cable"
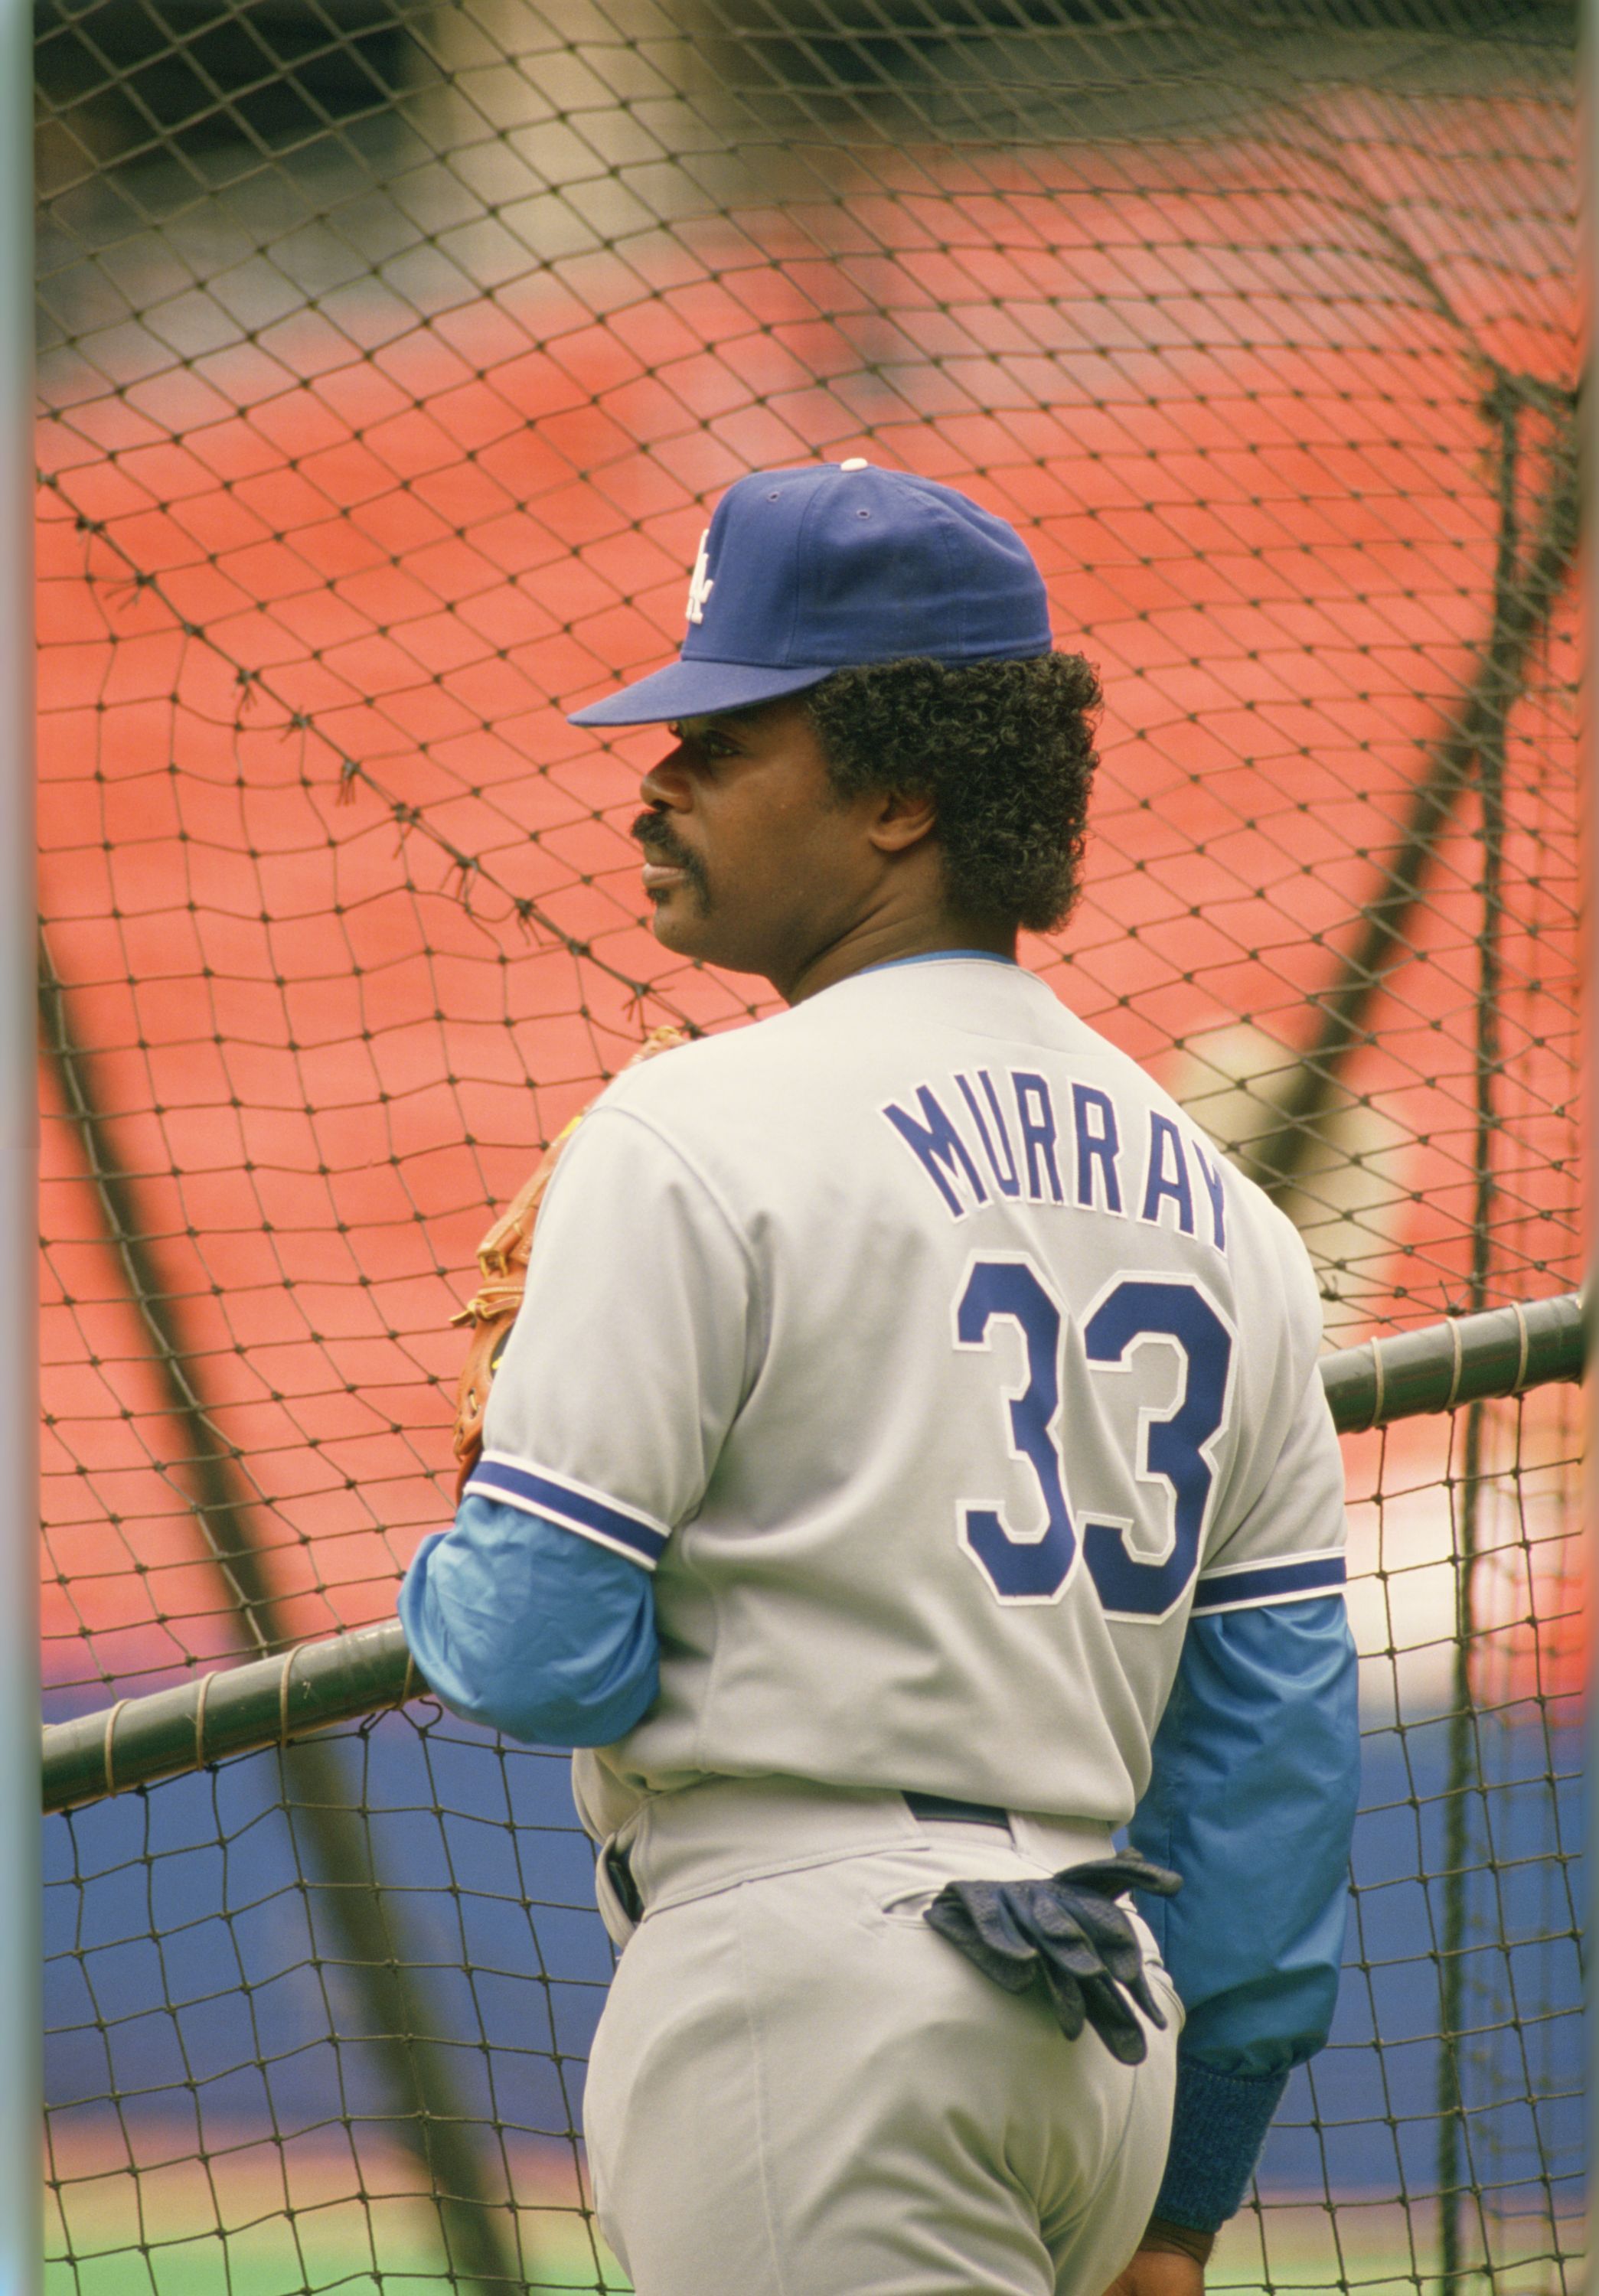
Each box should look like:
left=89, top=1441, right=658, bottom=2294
left=1248, top=378, right=1578, bottom=1208
left=40, top=937, right=520, bottom=2290
left=1435, top=371, right=1518, bottom=2295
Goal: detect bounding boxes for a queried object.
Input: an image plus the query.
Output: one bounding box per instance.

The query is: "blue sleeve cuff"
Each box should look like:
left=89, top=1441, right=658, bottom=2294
left=1152, top=2056, right=1290, bottom=2232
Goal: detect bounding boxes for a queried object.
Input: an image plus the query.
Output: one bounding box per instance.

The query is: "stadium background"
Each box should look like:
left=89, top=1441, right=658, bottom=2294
left=34, top=3, right=1580, bottom=2291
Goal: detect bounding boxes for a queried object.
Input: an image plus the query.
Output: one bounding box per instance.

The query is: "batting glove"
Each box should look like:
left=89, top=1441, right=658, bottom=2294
left=923, top=1850, right=1182, bottom=2064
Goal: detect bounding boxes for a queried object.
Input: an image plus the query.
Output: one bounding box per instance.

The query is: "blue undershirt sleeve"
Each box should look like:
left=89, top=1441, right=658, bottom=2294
left=398, top=1492, right=660, bottom=1747
left=1129, top=1594, right=1359, bottom=2232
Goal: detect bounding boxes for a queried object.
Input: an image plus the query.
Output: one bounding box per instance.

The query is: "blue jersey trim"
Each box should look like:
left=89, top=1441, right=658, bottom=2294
left=466, top=1456, right=669, bottom=1567
left=1190, top=1554, right=1346, bottom=1613
left=861, top=948, right=1020, bottom=974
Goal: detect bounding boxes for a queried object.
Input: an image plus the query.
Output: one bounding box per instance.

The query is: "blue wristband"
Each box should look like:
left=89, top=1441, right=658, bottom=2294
left=1151, top=2056, right=1290, bottom=2232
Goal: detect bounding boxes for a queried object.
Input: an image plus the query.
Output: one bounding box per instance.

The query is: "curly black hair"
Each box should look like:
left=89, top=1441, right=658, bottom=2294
left=803, top=651, right=1101, bottom=934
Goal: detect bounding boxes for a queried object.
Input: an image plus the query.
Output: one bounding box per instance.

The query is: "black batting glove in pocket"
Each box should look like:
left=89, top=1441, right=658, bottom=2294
left=923, top=1850, right=1182, bottom=2065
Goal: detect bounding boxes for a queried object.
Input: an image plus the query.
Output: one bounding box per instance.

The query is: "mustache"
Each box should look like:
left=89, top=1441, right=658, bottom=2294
left=631, top=809, right=691, bottom=864
left=631, top=810, right=710, bottom=902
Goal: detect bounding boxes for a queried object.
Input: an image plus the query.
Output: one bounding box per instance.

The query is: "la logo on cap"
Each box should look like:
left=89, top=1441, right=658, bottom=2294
left=686, top=530, right=713, bottom=625
left=568, top=462, right=1052, bottom=728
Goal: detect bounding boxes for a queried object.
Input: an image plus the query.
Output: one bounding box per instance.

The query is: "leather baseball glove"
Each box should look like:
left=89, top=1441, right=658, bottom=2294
left=449, top=1025, right=688, bottom=1497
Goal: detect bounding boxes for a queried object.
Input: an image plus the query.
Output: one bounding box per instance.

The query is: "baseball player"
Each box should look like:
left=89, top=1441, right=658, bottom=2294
left=400, top=464, right=1360, bottom=2294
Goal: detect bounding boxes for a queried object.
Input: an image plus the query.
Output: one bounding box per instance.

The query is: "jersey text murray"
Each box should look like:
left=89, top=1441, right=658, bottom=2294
left=883, top=1071, right=1227, bottom=1251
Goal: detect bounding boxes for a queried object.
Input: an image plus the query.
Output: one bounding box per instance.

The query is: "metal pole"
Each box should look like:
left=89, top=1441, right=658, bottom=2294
left=1, top=2, right=41, bottom=2291
left=1583, top=11, right=1599, bottom=2296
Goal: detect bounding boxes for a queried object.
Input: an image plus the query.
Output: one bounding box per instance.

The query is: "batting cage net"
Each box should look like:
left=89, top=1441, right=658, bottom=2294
left=34, top=1, right=1580, bottom=2291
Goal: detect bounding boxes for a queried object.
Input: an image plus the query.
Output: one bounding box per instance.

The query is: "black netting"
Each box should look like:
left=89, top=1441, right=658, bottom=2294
left=36, top=5, right=1580, bottom=2288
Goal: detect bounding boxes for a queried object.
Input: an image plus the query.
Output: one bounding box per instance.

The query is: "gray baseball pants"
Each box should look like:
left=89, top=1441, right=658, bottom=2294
left=582, top=1779, right=1180, bottom=2296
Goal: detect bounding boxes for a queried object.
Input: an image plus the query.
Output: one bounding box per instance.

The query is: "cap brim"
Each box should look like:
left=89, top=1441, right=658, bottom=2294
left=567, top=657, right=831, bottom=728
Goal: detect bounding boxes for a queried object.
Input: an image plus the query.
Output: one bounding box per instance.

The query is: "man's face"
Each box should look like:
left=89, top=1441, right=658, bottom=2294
left=632, top=698, right=890, bottom=990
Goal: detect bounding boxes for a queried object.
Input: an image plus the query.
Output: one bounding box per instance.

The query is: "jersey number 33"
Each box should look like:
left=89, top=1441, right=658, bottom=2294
left=953, top=1258, right=1234, bottom=1620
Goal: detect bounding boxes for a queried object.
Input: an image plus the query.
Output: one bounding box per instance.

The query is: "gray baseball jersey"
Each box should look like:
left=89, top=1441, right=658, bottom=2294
left=471, top=954, right=1347, bottom=1845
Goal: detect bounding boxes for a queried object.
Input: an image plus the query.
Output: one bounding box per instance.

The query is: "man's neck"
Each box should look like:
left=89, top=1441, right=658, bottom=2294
left=779, top=915, right=1017, bottom=1006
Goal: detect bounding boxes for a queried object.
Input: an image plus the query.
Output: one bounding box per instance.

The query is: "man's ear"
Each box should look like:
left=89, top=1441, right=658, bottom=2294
left=865, top=785, right=938, bottom=855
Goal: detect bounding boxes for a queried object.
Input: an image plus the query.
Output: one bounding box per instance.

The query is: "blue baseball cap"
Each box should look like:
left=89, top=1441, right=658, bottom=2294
left=567, top=461, right=1052, bottom=727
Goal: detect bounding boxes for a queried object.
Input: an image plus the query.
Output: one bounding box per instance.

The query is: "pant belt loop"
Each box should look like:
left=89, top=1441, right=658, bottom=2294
left=903, top=1790, right=1010, bottom=1829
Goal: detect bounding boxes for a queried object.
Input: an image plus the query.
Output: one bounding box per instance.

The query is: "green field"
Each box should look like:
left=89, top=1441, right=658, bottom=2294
left=46, top=2184, right=1580, bottom=2296
left=47, top=2206, right=628, bottom=2296
left=44, top=2137, right=626, bottom=2296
